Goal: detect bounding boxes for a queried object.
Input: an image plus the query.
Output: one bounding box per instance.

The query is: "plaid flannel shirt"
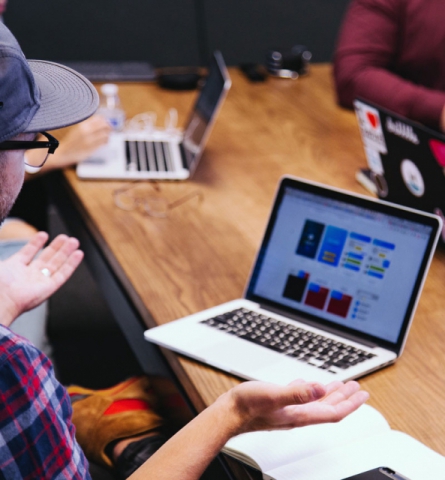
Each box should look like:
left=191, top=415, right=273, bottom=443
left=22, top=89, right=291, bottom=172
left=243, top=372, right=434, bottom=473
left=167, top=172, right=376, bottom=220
left=0, top=325, right=90, bottom=479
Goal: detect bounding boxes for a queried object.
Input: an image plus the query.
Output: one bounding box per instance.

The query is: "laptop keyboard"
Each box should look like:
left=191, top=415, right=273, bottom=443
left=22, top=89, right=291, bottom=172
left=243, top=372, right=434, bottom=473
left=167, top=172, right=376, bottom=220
left=61, top=61, right=156, bottom=82
left=125, top=140, right=175, bottom=172
left=201, top=308, right=376, bottom=374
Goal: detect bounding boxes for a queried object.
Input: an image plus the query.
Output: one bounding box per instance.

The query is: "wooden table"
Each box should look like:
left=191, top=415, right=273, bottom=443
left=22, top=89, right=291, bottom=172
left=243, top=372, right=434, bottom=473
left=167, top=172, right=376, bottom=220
left=53, top=64, right=445, bottom=457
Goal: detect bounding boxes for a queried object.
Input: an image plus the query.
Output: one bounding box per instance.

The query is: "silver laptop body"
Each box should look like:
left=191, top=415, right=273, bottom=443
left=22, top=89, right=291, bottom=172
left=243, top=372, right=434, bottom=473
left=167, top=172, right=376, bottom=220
left=77, top=51, right=231, bottom=181
left=145, top=177, right=441, bottom=385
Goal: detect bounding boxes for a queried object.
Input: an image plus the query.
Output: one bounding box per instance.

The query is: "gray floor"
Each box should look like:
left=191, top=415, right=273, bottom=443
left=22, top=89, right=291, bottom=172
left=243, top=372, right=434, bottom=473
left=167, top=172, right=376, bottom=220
left=48, top=206, right=142, bottom=388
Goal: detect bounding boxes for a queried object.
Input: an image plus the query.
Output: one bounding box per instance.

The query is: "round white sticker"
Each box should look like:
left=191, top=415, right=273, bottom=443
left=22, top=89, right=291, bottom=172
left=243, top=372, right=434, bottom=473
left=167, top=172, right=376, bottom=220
left=400, top=159, right=425, bottom=197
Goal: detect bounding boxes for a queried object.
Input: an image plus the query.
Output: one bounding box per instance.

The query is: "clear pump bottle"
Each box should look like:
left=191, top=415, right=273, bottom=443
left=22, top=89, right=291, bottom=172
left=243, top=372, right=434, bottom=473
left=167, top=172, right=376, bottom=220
left=98, top=83, right=126, bottom=131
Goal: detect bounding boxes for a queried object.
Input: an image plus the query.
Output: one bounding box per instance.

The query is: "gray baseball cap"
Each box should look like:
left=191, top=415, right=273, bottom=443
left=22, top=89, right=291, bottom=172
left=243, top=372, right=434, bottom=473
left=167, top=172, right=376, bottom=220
left=0, top=23, right=99, bottom=142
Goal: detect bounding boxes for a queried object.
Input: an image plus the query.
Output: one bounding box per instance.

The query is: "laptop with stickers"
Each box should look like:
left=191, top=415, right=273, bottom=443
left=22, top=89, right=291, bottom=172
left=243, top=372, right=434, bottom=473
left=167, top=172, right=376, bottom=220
left=144, top=176, right=441, bottom=385
left=76, top=51, right=231, bottom=181
left=354, top=99, right=445, bottom=240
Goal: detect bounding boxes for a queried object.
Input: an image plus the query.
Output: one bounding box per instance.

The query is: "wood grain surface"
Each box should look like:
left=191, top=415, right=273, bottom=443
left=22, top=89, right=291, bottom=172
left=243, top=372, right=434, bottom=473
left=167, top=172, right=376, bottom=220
left=61, top=64, right=445, bottom=453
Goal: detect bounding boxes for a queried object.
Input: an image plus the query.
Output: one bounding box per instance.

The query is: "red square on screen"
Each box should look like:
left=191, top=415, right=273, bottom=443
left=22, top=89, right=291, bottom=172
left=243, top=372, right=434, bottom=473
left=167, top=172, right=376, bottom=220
left=304, top=284, right=329, bottom=310
left=327, top=292, right=352, bottom=318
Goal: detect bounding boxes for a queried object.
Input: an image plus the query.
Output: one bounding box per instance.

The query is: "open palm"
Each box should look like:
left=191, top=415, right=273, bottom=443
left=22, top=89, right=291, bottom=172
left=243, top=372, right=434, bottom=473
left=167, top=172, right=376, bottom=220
left=0, top=232, right=83, bottom=327
left=230, top=379, right=369, bottom=435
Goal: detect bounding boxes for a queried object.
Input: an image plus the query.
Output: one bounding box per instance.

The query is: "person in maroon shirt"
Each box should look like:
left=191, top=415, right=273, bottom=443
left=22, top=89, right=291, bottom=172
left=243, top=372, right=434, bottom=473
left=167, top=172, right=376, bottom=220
left=334, top=0, right=445, bottom=132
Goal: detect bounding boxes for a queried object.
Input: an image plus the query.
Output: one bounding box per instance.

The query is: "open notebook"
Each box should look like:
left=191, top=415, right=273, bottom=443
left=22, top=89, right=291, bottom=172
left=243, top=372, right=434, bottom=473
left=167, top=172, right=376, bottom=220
left=222, top=404, right=445, bottom=480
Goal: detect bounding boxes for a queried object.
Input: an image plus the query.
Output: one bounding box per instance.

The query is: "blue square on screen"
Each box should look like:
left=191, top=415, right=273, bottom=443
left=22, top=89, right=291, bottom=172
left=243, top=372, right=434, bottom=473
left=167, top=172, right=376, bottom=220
left=317, top=226, right=348, bottom=267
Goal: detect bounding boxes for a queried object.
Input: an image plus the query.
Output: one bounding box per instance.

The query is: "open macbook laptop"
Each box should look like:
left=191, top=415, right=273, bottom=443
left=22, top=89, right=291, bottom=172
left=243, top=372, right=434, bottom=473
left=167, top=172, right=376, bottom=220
left=144, top=177, right=442, bottom=385
left=354, top=99, right=445, bottom=240
left=77, top=51, right=231, bottom=180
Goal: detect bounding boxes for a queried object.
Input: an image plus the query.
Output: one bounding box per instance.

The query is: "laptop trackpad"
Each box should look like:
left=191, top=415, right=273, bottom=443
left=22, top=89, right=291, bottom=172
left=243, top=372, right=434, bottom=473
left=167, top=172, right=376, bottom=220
left=197, top=338, right=288, bottom=374
left=197, top=339, right=336, bottom=384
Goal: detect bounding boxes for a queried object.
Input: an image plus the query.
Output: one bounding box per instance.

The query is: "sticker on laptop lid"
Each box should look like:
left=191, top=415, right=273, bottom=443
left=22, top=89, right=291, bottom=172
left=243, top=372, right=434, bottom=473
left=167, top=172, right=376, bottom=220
left=400, top=159, right=424, bottom=197
left=354, top=101, right=388, bottom=154
left=386, top=117, right=419, bottom=145
left=364, top=146, right=384, bottom=175
left=429, top=138, right=445, bottom=167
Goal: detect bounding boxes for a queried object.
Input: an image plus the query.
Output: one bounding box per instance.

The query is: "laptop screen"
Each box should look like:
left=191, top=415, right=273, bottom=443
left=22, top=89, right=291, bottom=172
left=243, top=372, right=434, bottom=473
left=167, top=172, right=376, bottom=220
left=246, top=177, right=441, bottom=351
left=182, top=51, right=231, bottom=174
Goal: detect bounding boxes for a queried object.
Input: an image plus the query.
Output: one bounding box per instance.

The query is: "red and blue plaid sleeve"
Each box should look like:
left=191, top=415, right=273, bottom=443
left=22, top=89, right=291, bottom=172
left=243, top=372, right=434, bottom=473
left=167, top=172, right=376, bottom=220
left=0, top=326, right=91, bottom=479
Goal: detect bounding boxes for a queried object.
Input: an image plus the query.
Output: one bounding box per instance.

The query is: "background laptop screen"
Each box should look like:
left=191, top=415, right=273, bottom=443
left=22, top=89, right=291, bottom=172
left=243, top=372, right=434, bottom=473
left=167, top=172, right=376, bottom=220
left=182, top=51, right=230, bottom=174
left=246, top=181, right=436, bottom=348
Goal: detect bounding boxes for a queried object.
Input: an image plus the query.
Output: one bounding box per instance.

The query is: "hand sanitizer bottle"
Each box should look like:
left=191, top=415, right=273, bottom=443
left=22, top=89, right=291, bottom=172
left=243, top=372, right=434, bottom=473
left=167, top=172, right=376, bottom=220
left=98, top=83, right=126, bottom=131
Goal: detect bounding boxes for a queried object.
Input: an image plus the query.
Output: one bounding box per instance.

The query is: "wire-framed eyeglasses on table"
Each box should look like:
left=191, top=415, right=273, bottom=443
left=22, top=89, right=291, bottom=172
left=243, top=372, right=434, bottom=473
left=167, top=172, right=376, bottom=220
left=112, top=182, right=203, bottom=218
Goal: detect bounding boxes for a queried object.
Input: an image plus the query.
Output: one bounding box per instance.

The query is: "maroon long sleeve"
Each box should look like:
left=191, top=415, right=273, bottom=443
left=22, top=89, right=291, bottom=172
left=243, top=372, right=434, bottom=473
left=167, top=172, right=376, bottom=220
left=334, top=0, right=445, bottom=129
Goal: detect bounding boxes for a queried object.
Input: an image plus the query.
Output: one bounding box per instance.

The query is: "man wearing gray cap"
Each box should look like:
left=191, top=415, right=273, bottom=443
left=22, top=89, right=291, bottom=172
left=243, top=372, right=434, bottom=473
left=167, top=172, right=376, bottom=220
left=0, top=22, right=368, bottom=480
left=0, top=20, right=100, bottom=479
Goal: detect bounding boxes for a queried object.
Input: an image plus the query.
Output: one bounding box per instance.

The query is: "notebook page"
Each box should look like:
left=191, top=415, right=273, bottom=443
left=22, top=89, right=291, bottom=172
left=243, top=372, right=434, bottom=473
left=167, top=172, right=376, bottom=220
left=267, top=430, right=445, bottom=480
left=223, top=404, right=389, bottom=473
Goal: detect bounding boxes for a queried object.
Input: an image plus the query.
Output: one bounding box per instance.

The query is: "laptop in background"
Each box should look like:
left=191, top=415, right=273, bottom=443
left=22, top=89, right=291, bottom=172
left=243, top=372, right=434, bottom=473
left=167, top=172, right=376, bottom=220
left=354, top=99, right=445, bottom=239
left=145, top=176, right=441, bottom=385
left=77, top=51, right=231, bottom=180
left=61, top=61, right=156, bottom=82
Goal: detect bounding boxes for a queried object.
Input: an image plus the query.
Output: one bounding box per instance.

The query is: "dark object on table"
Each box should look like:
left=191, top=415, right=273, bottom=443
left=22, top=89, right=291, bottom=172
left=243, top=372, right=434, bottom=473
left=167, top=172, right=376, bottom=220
left=239, top=63, right=267, bottom=82
left=343, top=467, right=411, bottom=480
left=266, top=45, right=312, bottom=79
left=157, top=67, right=202, bottom=90
left=355, top=167, right=378, bottom=195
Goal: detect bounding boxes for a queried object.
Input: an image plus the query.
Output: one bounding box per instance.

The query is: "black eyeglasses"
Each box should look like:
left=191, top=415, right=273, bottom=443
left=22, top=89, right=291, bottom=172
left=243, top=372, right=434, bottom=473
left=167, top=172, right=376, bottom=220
left=0, top=131, right=59, bottom=169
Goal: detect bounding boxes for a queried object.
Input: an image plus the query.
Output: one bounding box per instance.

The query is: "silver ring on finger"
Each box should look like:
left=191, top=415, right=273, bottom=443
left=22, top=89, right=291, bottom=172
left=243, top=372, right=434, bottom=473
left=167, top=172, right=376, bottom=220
left=41, top=267, right=51, bottom=278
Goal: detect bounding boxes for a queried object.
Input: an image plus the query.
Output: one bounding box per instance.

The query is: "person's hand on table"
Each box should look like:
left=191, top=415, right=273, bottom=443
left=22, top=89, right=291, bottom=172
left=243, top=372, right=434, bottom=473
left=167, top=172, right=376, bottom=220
left=129, top=378, right=369, bottom=480
left=25, top=115, right=111, bottom=174
left=225, top=378, right=369, bottom=435
left=0, top=232, right=83, bottom=327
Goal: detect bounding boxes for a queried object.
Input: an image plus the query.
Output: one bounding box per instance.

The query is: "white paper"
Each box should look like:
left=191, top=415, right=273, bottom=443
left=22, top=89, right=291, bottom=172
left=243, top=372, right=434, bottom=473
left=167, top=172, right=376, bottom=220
left=223, top=404, right=389, bottom=473
left=266, top=430, right=445, bottom=480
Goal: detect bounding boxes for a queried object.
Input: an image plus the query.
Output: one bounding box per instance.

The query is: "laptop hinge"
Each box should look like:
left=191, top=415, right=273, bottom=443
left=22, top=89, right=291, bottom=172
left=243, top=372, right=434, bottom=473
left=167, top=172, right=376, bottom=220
left=259, top=304, right=378, bottom=349
left=179, top=142, right=188, bottom=170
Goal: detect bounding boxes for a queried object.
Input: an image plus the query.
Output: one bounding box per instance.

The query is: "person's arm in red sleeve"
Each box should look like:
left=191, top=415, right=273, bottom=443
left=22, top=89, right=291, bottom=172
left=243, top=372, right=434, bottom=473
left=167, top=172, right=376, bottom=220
left=333, top=0, right=445, bottom=130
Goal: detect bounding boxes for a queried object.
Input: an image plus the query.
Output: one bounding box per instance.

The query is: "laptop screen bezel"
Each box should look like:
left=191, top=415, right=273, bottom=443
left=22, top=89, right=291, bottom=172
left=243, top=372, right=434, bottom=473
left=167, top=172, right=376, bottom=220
left=181, top=50, right=231, bottom=175
left=244, top=176, right=442, bottom=354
